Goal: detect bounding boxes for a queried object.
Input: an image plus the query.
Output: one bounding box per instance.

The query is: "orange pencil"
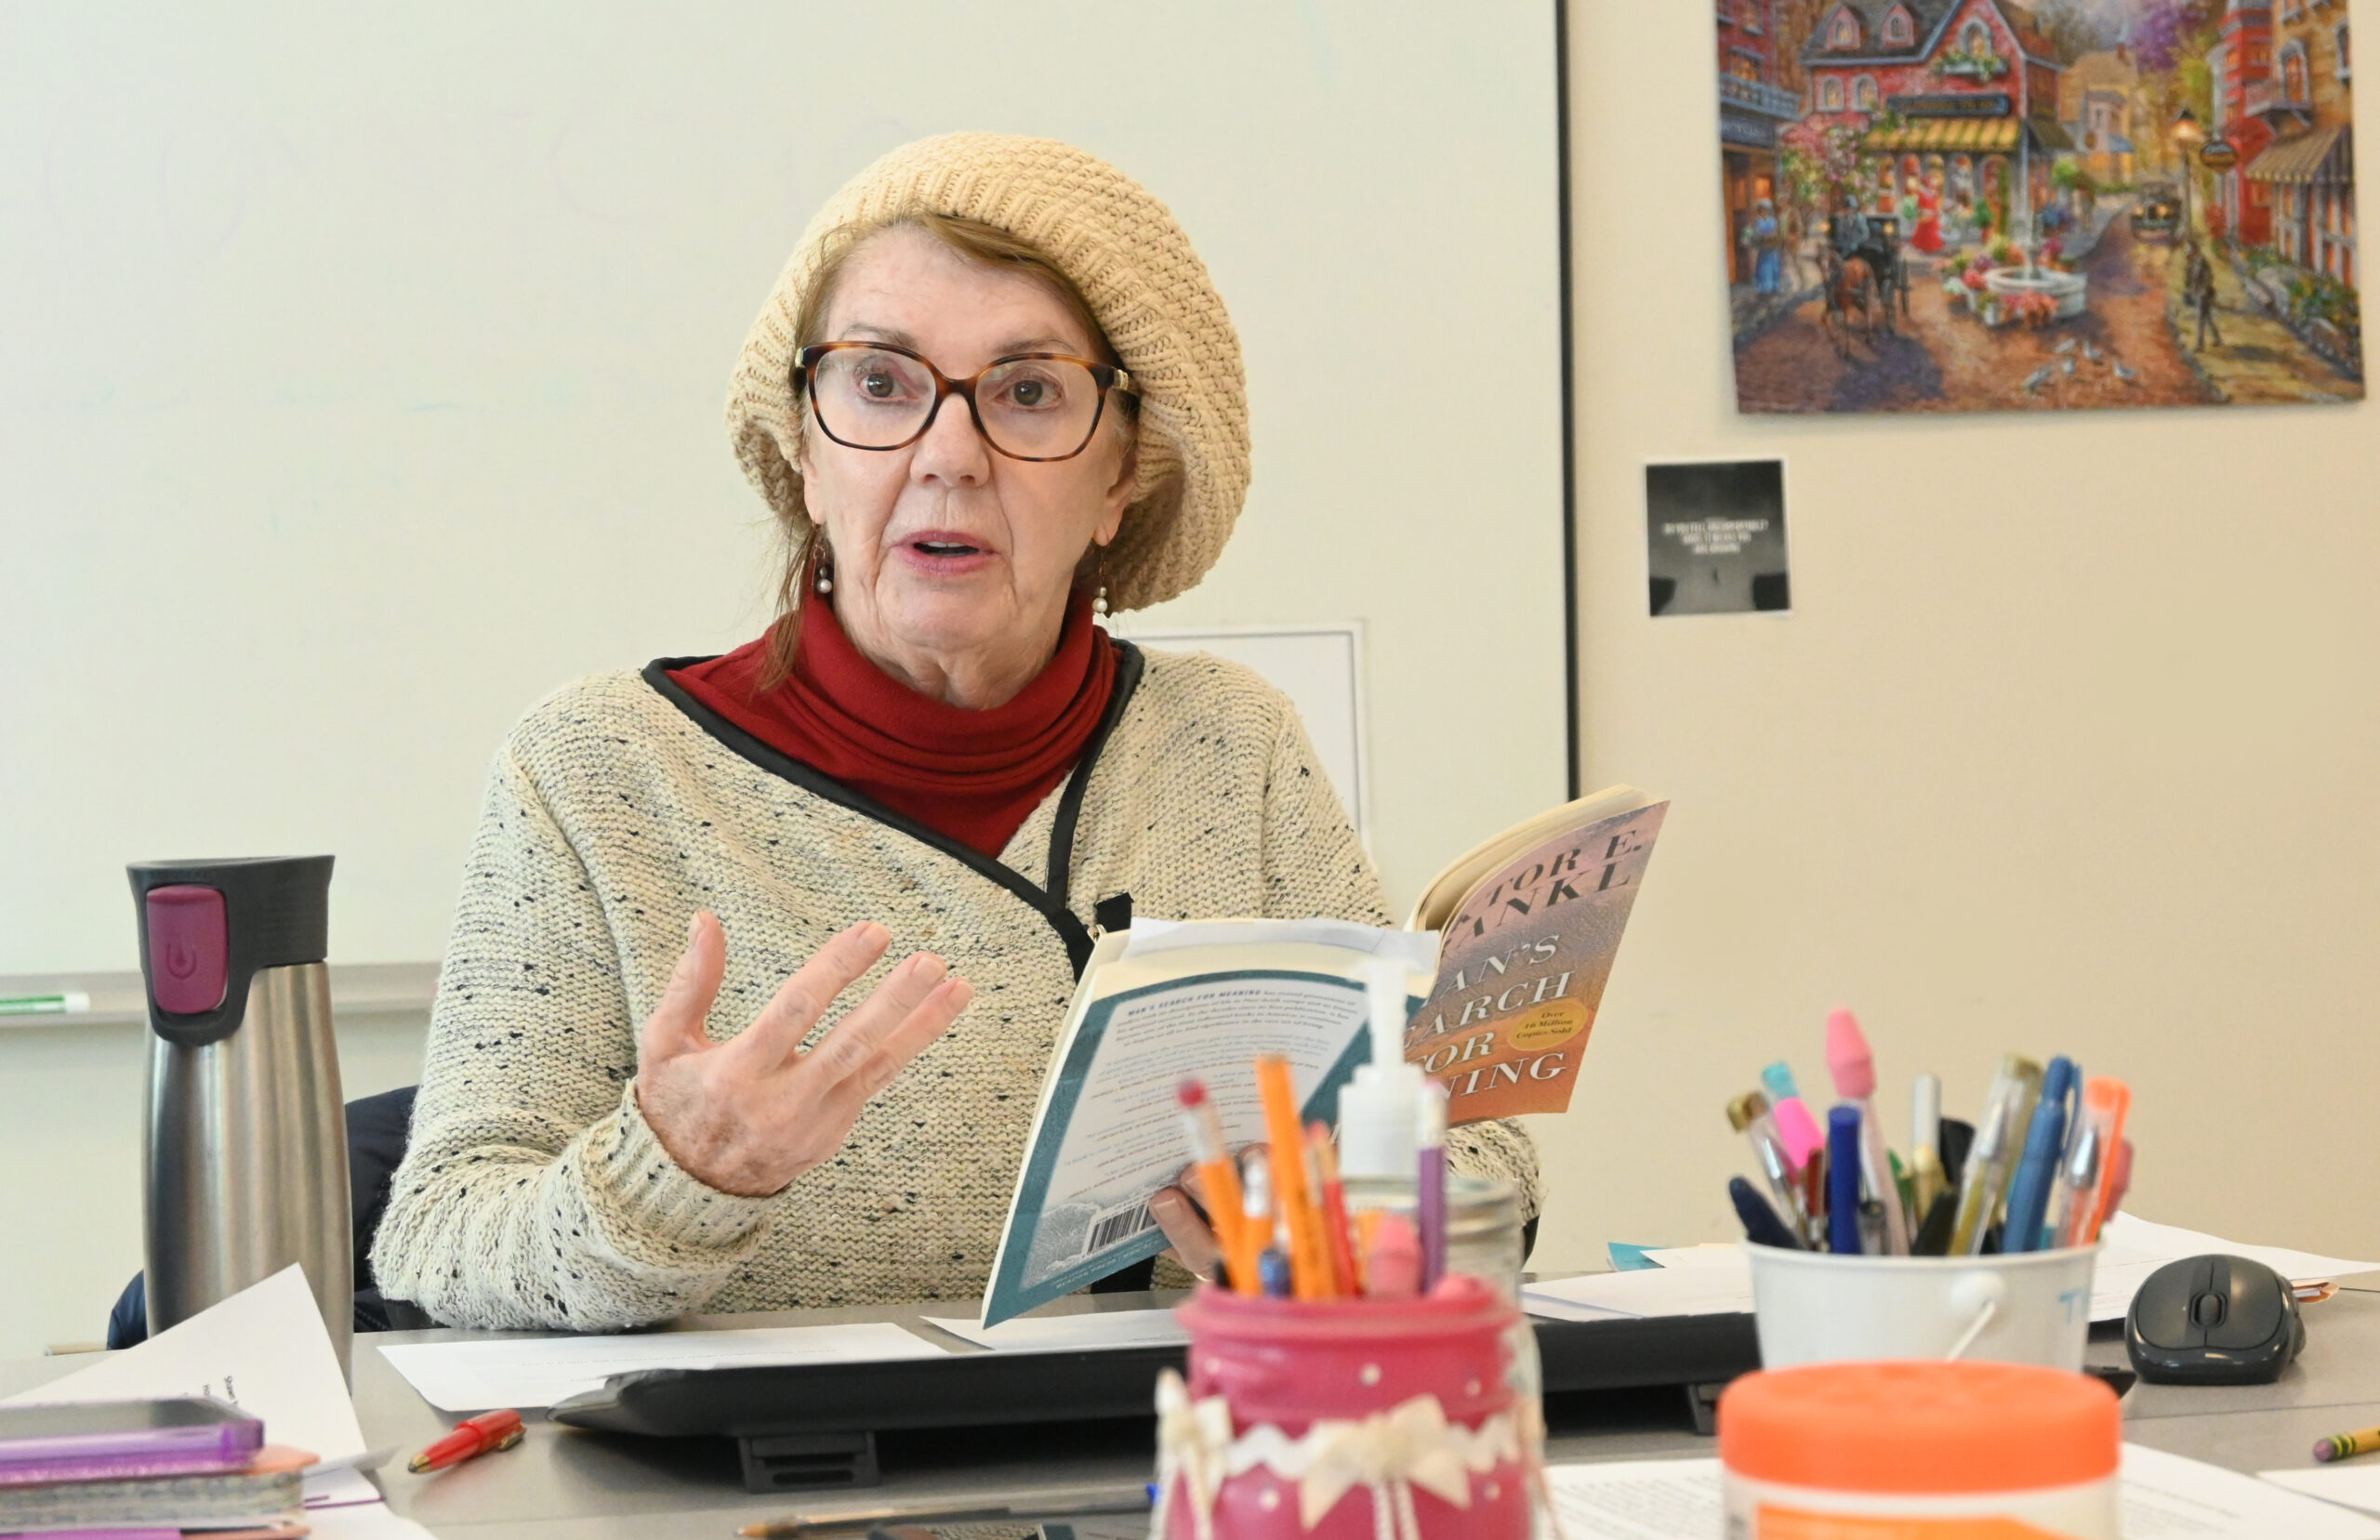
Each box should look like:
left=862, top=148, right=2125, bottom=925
left=1256, top=1056, right=1332, bottom=1300
left=1176, top=1079, right=1258, bottom=1295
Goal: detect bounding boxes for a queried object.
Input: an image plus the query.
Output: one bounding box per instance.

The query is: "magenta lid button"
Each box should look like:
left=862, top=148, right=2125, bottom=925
left=146, top=886, right=229, bottom=1015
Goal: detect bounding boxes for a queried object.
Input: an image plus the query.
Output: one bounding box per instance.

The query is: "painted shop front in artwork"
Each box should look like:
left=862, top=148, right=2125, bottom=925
left=1720, top=0, right=2364, bottom=416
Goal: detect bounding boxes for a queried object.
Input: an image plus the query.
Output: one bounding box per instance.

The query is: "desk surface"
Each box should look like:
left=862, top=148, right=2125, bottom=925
left=7, top=1285, right=2377, bottom=1539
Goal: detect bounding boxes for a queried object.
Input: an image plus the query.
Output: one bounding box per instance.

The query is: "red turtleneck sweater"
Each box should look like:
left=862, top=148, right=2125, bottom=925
left=668, top=591, right=1117, bottom=860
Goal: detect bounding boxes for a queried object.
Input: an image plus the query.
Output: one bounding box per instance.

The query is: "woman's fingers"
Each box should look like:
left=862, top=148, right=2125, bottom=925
left=733, top=921, right=892, bottom=1070
left=1150, top=1187, right=1222, bottom=1282
left=807, top=978, right=972, bottom=1128
left=800, top=953, right=951, bottom=1086
left=639, top=911, right=727, bottom=1067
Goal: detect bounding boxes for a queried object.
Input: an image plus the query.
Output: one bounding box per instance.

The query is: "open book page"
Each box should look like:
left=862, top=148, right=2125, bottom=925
left=981, top=922, right=1436, bottom=1328
left=1409, top=797, right=1667, bottom=1123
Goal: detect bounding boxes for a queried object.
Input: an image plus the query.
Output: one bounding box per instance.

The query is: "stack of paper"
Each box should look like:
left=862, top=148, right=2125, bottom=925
left=922, top=1310, right=1189, bottom=1352
left=1540, top=1446, right=2380, bottom=1539
left=0, top=1266, right=428, bottom=1538
left=1522, top=1216, right=2378, bottom=1326
left=377, top=1322, right=946, bottom=1413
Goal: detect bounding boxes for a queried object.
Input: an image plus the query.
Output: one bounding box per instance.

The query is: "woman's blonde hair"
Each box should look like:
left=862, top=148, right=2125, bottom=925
left=759, top=212, right=1137, bottom=690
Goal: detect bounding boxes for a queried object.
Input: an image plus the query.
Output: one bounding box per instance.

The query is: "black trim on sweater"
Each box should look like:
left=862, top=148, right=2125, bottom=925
left=639, top=641, right=1144, bottom=978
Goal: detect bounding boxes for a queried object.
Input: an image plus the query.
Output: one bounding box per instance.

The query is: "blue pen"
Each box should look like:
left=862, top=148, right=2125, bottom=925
left=1729, top=1176, right=1804, bottom=1249
left=1827, top=1106, right=1865, bottom=1254
left=2004, top=1057, right=2078, bottom=1252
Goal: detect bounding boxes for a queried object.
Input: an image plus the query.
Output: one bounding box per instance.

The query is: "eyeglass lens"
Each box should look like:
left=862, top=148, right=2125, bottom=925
left=812, top=348, right=1104, bottom=457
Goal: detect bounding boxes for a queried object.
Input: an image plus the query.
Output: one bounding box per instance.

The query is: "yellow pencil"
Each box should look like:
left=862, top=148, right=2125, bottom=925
left=1256, top=1056, right=1333, bottom=1300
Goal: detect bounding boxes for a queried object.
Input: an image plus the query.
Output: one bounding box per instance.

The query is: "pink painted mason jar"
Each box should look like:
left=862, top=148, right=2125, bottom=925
left=1154, top=1275, right=1539, bottom=1540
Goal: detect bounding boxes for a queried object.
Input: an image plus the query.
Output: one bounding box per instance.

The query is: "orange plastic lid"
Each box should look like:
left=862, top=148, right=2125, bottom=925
left=1719, top=1362, right=2120, bottom=1494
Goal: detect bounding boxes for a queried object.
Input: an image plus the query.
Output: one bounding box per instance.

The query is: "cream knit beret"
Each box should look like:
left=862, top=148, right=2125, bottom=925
left=726, top=132, right=1250, bottom=613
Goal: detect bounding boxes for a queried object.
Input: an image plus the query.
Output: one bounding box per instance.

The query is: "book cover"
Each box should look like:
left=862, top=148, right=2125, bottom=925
left=1405, top=799, right=1667, bottom=1123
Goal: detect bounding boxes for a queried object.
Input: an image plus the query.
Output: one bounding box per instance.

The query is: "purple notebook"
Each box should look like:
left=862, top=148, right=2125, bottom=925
left=0, top=1398, right=263, bottom=1486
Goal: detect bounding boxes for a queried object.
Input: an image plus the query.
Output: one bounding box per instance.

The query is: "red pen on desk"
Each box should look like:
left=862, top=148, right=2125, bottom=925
left=408, top=1409, right=524, bottom=1473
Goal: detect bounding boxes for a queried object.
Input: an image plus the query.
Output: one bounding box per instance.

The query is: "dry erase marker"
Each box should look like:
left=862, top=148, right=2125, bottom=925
left=2101, top=1139, right=2135, bottom=1229
left=1826, top=1106, right=1866, bottom=1254
left=1950, top=1055, right=2043, bottom=1256
left=2075, top=1077, right=2131, bottom=1244
left=0, top=992, right=89, bottom=1017
left=1825, top=1008, right=1910, bottom=1255
left=1255, top=1056, right=1331, bottom=1300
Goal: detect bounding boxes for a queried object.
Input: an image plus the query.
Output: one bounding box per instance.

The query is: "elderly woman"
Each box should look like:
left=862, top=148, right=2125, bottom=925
left=373, top=134, right=1540, bottom=1331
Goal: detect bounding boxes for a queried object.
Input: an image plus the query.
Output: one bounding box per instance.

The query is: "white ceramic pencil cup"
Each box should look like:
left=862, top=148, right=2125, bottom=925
left=1746, top=1244, right=2098, bottom=1371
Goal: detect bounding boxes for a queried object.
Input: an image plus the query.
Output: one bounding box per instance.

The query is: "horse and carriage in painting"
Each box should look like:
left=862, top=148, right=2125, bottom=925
left=1818, top=211, right=1913, bottom=360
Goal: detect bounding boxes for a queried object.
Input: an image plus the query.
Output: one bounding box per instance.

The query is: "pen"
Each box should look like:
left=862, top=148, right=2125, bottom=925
left=1310, top=1121, right=1362, bottom=1297
left=1912, top=1190, right=1956, bottom=1256
left=1729, top=1175, right=1802, bottom=1249
left=1825, top=1008, right=1910, bottom=1255
left=1827, top=1106, right=1865, bottom=1255
left=1417, top=1079, right=1449, bottom=1295
left=737, top=1490, right=1154, bottom=1537
left=2074, top=1078, right=2132, bottom=1244
left=1176, top=1080, right=1255, bottom=1294
left=408, top=1409, right=524, bottom=1474
left=1728, top=1091, right=1812, bottom=1244
left=1938, top=1117, right=1977, bottom=1191
left=2316, top=1425, right=2380, bottom=1463
left=1910, top=1073, right=1945, bottom=1215
left=2002, top=1056, right=2077, bottom=1253
left=1254, top=1055, right=1331, bottom=1300
left=2045, top=1111, right=2102, bottom=1252
left=1950, top=1056, right=2043, bottom=1256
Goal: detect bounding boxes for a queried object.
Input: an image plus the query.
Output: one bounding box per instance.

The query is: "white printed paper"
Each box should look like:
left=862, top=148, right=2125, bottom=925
left=376, top=1321, right=945, bottom=1413
left=2, top=1264, right=366, bottom=1463
left=1537, top=1450, right=2380, bottom=1540
left=2090, top=1215, right=2380, bottom=1323
left=924, top=1310, right=1189, bottom=1352
left=1523, top=1255, right=1756, bottom=1323
left=1542, top=1458, right=1724, bottom=1537
left=2261, top=1465, right=2380, bottom=1518
left=2124, top=1444, right=2380, bottom=1537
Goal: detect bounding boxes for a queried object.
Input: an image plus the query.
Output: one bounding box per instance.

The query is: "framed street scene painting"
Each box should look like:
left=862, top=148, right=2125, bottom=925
left=1719, top=0, right=2362, bottom=414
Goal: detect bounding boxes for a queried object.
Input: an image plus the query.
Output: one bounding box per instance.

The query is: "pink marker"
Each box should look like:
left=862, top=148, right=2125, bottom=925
left=1771, top=1095, right=1825, bottom=1173
left=1826, top=1007, right=1911, bottom=1255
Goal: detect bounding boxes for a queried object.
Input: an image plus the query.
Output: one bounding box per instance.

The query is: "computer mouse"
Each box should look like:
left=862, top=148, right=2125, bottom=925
left=2125, top=1254, right=2305, bottom=1385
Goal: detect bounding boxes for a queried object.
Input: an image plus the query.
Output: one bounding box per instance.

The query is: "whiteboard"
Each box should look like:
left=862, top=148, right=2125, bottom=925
left=0, top=3, right=1569, bottom=972
left=1115, top=624, right=1370, bottom=846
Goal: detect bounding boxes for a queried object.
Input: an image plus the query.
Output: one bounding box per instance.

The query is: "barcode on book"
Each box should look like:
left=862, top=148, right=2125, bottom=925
left=1082, top=1198, right=1156, bottom=1256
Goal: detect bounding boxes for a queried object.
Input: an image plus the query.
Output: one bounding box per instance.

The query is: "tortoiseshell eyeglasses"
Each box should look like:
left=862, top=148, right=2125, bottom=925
left=794, top=341, right=1135, bottom=462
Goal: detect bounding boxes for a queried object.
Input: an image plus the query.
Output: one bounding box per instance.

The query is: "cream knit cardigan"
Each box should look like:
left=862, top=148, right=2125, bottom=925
left=373, top=646, right=1540, bottom=1331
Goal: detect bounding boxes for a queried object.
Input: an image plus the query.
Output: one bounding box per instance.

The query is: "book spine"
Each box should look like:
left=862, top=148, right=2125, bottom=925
left=0, top=1452, right=255, bottom=1487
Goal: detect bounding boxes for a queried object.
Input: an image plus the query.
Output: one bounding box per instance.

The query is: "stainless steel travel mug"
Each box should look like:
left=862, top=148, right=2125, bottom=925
left=131, top=856, right=350, bottom=1375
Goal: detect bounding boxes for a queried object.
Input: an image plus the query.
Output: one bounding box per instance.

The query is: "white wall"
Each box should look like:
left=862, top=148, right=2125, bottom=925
left=1527, top=2, right=2380, bottom=1275
left=0, top=3, right=1568, bottom=1359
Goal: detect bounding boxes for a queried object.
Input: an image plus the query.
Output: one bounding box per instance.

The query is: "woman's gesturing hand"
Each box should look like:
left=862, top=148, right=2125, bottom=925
left=635, top=912, right=973, bottom=1197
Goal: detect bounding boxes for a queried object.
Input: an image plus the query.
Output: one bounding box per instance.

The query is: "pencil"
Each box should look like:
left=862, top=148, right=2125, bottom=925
left=1255, top=1055, right=1332, bottom=1300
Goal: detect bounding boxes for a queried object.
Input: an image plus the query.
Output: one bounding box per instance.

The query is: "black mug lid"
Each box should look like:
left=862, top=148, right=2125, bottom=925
left=128, top=856, right=334, bottom=1048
